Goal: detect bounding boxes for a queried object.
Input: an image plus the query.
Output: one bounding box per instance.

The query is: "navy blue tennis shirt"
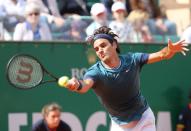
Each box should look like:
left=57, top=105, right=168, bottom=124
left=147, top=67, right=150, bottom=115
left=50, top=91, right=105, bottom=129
left=84, top=52, right=149, bottom=125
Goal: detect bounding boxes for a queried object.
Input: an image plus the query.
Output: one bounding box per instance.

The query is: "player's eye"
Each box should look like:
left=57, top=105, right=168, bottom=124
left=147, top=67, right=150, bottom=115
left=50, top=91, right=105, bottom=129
left=101, top=45, right=105, bottom=48
left=100, top=43, right=106, bottom=48
left=94, top=47, right=99, bottom=52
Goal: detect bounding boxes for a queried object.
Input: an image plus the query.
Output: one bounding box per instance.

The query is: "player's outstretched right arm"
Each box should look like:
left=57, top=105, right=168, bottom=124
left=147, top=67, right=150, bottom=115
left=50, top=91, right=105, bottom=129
left=58, top=77, right=94, bottom=93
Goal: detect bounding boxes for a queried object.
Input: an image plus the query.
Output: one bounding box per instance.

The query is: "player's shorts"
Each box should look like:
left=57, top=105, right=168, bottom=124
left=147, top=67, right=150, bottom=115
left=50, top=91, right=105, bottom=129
left=110, top=107, right=156, bottom=131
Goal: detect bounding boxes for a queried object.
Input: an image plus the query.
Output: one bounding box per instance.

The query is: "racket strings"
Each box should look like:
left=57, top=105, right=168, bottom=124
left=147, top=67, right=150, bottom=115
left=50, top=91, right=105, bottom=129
left=7, top=56, right=43, bottom=89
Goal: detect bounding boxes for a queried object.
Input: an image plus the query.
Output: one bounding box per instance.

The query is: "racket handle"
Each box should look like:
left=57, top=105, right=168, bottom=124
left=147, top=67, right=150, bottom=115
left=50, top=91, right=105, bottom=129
left=58, top=76, right=69, bottom=87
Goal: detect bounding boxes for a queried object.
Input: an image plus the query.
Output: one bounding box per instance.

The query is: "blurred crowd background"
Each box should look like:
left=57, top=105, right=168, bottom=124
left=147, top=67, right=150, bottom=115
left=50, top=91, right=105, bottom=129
left=0, top=0, right=191, bottom=43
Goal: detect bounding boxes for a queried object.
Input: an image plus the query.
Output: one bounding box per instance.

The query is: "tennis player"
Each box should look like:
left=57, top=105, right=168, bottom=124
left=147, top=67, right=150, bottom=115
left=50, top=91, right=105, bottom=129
left=64, top=26, right=189, bottom=131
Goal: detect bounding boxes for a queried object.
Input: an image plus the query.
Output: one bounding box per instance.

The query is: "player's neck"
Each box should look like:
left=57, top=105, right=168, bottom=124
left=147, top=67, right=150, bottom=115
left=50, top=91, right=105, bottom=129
left=101, top=57, right=121, bottom=69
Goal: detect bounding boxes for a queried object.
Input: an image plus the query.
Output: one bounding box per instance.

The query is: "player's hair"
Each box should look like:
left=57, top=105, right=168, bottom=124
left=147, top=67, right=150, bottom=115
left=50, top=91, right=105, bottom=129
left=87, top=26, right=120, bottom=53
left=42, top=103, right=62, bottom=117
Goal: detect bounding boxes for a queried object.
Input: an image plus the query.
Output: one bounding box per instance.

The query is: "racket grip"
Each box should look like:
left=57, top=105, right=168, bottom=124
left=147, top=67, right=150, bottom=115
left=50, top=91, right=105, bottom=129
left=58, top=76, right=69, bottom=87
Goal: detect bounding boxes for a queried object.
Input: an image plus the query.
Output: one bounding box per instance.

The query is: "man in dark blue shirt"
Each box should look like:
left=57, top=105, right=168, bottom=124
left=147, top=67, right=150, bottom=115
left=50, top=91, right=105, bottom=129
left=60, top=26, right=189, bottom=131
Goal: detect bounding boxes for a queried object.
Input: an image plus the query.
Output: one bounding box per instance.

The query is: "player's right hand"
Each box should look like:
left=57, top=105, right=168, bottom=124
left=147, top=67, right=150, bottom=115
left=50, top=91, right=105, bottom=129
left=168, top=39, right=189, bottom=56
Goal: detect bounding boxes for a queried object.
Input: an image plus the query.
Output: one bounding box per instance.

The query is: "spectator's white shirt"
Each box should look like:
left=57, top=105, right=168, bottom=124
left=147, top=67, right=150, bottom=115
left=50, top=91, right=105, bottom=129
left=181, top=26, right=191, bottom=44
left=1, top=0, right=26, bottom=16
left=13, top=21, right=52, bottom=41
left=3, top=28, right=12, bottom=40
left=0, top=0, right=26, bottom=26
left=109, top=20, right=134, bottom=42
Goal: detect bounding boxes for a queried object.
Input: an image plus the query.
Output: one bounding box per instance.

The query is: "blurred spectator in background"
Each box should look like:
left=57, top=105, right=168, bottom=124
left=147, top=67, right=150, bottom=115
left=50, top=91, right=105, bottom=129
left=146, top=2, right=177, bottom=36
left=32, top=102, right=71, bottom=131
left=127, top=0, right=152, bottom=42
left=86, top=3, right=109, bottom=36
left=109, top=1, right=134, bottom=42
left=181, top=26, right=191, bottom=44
left=0, top=22, right=12, bottom=40
left=176, top=88, right=191, bottom=131
left=0, top=0, right=26, bottom=32
left=27, top=0, right=66, bottom=32
left=63, top=19, right=87, bottom=41
left=101, top=0, right=131, bottom=18
left=57, top=0, right=90, bottom=18
left=13, top=2, right=52, bottom=41
left=127, top=0, right=149, bottom=23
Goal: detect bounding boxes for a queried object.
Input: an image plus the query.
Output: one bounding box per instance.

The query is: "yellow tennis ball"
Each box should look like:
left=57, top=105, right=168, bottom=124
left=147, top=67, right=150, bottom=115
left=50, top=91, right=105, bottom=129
left=58, top=76, right=69, bottom=87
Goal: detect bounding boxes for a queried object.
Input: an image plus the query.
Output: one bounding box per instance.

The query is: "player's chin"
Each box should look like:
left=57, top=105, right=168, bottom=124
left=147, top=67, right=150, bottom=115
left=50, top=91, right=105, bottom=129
left=99, top=57, right=106, bottom=62
left=102, top=56, right=110, bottom=61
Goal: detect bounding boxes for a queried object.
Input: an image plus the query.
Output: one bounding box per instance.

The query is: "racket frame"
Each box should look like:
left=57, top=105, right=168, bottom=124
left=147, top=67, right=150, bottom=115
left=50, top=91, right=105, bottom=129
left=6, top=54, right=58, bottom=89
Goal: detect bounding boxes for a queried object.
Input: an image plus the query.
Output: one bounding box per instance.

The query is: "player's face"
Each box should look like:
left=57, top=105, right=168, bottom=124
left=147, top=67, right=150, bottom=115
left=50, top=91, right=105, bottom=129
left=45, top=110, right=61, bottom=129
left=93, top=38, right=117, bottom=62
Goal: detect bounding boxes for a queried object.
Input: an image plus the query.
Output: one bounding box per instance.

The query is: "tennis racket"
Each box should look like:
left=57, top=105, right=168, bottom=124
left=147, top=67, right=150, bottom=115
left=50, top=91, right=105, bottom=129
left=6, top=54, right=68, bottom=89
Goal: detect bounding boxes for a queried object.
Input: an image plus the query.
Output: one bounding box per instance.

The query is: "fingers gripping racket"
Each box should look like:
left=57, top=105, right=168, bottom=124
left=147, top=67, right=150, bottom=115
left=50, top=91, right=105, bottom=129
left=6, top=54, right=69, bottom=89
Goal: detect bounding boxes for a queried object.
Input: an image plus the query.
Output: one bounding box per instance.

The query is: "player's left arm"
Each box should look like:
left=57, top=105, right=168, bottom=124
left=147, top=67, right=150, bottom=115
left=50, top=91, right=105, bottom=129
left=147, top=39, right=189, bottom=64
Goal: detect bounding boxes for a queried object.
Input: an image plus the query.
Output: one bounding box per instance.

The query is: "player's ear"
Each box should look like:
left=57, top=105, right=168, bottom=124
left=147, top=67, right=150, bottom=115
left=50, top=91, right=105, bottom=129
left=112, top=41, right=118, bottom=50
left=113, top=40, right=120, bottom=54
left=112, top=41, right=117, bottom=47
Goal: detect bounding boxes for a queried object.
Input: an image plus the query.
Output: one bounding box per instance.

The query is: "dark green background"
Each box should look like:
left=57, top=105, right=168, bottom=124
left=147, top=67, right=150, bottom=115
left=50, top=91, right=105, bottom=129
left=0, top=41, right=190, bottom=131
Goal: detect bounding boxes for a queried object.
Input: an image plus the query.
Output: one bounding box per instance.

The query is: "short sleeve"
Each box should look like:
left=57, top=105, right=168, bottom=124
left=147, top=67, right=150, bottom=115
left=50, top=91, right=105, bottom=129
left=132, top=53, right=149, bottom=67
left=84, top=67, right=99, bottom=82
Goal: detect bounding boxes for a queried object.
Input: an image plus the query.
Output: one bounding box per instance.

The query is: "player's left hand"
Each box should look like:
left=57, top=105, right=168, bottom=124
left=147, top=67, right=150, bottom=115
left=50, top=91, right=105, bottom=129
left=168, top=39, right=189, bottom=56
left=66, top=77, right=80, bottom=91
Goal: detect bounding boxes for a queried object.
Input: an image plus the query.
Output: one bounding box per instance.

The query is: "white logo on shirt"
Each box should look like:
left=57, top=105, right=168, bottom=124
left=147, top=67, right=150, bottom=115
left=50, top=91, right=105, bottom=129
left=126, top=69, right=129, bottom=73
